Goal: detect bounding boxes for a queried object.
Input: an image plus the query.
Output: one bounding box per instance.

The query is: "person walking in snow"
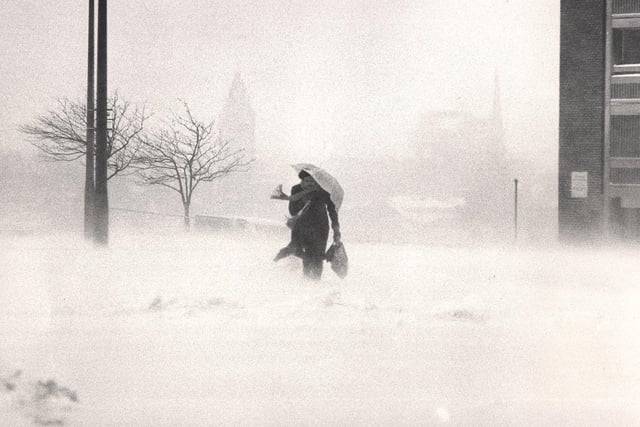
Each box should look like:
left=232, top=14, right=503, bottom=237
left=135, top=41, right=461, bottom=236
left=274, top=169, right=341, bottom=280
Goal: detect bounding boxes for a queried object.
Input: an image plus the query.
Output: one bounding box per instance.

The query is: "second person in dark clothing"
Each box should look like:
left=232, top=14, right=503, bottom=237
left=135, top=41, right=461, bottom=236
left=274, top=170, right=341, bottom=280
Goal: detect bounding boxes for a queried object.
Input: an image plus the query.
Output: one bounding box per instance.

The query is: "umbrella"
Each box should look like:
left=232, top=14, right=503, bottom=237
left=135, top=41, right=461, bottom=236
left=291, top=163, right=344, bottom=211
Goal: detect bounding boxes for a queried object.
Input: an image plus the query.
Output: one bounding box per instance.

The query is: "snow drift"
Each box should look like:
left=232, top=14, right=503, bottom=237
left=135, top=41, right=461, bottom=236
left=2, top=230, right=640, bottom=425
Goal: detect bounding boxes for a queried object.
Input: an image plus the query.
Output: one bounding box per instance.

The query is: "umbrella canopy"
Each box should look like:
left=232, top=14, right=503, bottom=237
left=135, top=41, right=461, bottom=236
left=291, top=163, right=344, bottom=211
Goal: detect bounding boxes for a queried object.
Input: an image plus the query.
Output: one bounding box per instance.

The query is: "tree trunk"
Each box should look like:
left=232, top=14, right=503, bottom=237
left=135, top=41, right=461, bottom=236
left=84, top=0, right=95, bottom=241
left=95, top=0, right=109, bottom=245
left=183, top=203, right=191, bottom=230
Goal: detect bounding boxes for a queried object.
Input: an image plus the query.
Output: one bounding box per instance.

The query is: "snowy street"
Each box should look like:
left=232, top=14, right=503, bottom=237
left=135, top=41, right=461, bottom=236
left=4, top=0, right=632, bottom=425
left=2, top=232, right=640, bottom=425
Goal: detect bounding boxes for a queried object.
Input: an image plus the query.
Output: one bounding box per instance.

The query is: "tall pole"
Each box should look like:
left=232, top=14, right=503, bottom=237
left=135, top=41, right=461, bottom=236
left=84, top=0, right=96, bottom=241
left=603, top=0, right=612, bottom=239
left=514, top=178, right=519, bottom=242
left=95, top=0, right=109, bottom=245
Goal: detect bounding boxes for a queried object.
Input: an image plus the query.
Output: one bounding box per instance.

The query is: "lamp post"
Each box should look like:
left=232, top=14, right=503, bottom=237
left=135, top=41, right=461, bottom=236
left=514, top=178, right=518, bottom=242
left=84, top=0, right=95, bottom=241
left=95, top=0, right=108, bottom=245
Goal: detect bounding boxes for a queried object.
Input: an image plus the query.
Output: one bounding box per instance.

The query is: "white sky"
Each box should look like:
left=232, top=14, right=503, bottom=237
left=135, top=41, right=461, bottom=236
left=0, top=0, right=559, bottom=163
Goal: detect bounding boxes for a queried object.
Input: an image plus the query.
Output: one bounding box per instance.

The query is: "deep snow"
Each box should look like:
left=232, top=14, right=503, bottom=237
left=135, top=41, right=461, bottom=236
left=1, top=230, right=640, bottom=426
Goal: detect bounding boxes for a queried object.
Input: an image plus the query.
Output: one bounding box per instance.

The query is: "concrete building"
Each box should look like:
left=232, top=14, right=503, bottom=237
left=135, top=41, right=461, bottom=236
left=559, top=0, right=640, bottom=241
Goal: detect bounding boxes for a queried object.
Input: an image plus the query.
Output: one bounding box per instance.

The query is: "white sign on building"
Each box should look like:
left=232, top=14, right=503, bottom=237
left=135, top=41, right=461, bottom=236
left=571, top=171, right=588, bottom=198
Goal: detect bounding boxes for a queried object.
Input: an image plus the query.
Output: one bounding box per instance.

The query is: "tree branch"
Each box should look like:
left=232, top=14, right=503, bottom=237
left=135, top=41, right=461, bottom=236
left=133, top=101, right=254, bottom=213
left=20, top=95, right=150, bottom=180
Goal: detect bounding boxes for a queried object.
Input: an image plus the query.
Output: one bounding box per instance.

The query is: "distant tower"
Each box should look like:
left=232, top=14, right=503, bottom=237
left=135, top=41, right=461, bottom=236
left=215, top=73, right=259, bottom=216
left=491, top=71, right=505, bottom=146
left=219, top=72, right=256, bottom=160
left=470, top=72, right=510, bottom=226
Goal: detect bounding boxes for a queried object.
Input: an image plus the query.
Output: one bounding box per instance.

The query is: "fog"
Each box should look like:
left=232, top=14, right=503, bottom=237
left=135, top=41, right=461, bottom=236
left=4, top=2, right=626, bottom=425
left=2, top=1, right=559, bottom=160
left=1, top=0, right=559, bottom=243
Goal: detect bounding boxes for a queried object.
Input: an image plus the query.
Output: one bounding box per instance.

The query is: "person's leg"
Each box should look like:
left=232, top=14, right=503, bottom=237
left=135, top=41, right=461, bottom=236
left=303, top=230, right=328, bottom=280
left=275, top=226, right=305, bottom=262
left=300, top=235, right=320, bottom=279
left=273, top=243, right=294, bottom=261
left=304, top=255, right=323, bottom=280
left=302, top=255, right=314, bottom=278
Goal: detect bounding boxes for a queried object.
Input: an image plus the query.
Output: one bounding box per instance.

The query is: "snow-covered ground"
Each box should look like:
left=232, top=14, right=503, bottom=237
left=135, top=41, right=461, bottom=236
left=2, top=230, right=640, bottom=426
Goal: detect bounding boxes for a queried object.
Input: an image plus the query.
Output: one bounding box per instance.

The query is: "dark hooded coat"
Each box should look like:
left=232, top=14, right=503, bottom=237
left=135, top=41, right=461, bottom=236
left=288, top=184, right=340, bottom=278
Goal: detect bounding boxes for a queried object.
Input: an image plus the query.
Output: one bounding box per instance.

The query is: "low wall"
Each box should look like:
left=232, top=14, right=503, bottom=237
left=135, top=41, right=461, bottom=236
left=194, top=215, right=286, bottom=236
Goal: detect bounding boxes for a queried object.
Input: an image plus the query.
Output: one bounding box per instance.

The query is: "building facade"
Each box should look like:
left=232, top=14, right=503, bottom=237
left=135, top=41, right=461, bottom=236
left=560, top=0, right=640, bottom=240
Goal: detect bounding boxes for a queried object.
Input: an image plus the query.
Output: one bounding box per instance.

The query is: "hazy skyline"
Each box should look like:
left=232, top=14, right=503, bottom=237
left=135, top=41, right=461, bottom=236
left=1, top=0, right=559, bottom=165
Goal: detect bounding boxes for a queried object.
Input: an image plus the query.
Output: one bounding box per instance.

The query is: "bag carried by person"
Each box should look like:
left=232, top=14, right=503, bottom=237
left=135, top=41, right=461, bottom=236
left=325, top=241, right=348, bottom=279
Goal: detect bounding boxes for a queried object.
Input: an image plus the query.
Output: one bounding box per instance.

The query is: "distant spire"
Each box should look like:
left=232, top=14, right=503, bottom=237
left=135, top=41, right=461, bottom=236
left=491, top=70, right=505, bottom=145
left=228, top=71, right=248, bottom=105
left=219, top=72, right=256, bottom=159
left=492, top=70, right=503, bottom=131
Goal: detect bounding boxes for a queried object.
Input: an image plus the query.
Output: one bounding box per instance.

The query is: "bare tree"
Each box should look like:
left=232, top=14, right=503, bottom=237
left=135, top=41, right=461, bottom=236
left=20, top=93, right=149, bottom=180
left=134, top=101, right=254, bottom=229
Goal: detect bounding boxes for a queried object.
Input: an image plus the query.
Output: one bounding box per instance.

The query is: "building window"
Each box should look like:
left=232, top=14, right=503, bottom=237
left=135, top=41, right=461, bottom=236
left=611, top=167, right=640, bottom=184
left=611, top=116, right=640, bottom=156
left=613, top=29, right=640, bottom=68
left=613, top=0, right=640, bottom=15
